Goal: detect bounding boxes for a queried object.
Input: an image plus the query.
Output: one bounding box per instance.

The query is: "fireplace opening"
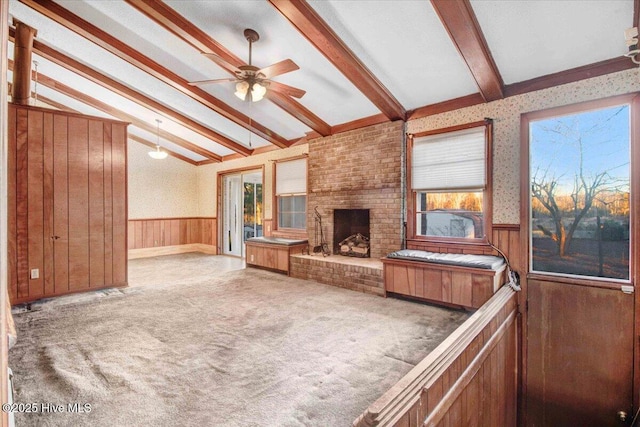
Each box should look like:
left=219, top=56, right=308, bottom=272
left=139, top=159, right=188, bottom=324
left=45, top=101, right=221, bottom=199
left=333, top=209, right=370, bottom=257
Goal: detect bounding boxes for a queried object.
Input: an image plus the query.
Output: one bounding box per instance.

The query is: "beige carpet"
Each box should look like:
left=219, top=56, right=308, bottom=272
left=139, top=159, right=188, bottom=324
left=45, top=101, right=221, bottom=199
left=9, top=256, right=469, bottom=427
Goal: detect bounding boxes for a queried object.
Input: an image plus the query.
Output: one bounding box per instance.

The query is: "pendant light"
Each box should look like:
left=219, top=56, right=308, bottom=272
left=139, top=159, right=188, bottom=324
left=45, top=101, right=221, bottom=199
left=148, top=119, right=168, bottom=160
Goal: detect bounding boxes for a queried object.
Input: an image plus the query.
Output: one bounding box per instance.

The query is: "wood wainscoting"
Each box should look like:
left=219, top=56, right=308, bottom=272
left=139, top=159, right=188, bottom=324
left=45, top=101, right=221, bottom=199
left=354, top=286, right=518, bottom=426
left=128, top=217, right=217, bottom=258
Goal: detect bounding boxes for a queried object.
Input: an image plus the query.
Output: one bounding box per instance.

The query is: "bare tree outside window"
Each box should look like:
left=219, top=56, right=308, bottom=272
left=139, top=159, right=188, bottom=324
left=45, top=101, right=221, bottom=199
left=530, top=104, right=630, bottom=280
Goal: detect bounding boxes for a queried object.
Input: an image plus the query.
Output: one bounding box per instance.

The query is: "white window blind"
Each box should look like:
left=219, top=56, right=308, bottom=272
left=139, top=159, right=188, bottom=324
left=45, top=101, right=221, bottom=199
left=276, top=158, right=307, bottom=195
left=412, top=127, right=486, bottom=191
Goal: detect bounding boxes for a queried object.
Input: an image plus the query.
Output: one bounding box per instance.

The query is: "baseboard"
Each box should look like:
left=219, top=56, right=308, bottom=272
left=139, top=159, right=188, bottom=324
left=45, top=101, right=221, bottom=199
left=128, top=244, right=218, bottom=259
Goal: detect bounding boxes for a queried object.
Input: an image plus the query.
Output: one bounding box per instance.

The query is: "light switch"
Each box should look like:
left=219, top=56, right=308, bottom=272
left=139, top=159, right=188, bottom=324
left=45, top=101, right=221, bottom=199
left=30, top=269, right=39, bottom=280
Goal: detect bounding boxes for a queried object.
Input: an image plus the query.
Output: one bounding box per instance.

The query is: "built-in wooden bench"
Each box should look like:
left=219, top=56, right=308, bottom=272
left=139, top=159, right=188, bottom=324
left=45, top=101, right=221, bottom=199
left=382, top=249, right=506, bottom=309
left=245, top=237, right=308, bottom=275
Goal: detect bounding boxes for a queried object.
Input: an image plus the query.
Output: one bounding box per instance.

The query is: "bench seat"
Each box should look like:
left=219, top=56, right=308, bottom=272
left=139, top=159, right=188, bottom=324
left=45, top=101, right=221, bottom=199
left=246, top=237, right=308, bottom=275
left=382, top=250, right=506, bottom=309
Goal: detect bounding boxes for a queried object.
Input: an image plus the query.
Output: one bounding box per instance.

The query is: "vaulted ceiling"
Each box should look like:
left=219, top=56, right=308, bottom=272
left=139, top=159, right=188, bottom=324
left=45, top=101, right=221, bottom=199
left=6, top=0, right=638, bottom=164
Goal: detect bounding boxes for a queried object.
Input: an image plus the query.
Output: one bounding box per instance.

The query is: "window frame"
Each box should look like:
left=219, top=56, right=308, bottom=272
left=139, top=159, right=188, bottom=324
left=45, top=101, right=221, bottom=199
left=273, top=155, right=308, bottom=238
left=407, top=120, right=493, bottom=246
left=521, top=94, right=638, bottom=287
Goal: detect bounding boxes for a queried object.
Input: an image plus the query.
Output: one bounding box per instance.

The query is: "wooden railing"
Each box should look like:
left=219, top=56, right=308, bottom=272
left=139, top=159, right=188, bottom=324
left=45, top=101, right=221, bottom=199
left=353, top=286, right=518, bottom=427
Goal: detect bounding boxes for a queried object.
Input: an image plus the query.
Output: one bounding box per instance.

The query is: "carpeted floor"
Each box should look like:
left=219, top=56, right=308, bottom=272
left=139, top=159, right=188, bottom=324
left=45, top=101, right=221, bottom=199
left=9, top=254, right=469, bottom=427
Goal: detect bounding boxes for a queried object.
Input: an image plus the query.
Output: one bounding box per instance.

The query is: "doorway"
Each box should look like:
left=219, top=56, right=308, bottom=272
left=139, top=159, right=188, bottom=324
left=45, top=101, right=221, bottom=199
left=221, top=170, right=263, bottom=258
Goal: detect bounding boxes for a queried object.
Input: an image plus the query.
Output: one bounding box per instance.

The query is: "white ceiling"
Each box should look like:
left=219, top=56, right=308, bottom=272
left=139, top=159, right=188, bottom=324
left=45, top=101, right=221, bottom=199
left=6, top=0, right=636, bottom=163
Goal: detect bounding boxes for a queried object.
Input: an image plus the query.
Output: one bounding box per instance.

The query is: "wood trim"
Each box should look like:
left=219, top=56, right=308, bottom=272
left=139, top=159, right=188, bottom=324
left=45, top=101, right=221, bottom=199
left=124, top=0, right=330, bottom=139
left=128, top=243, right=217, bottom=259
left=407, top=57, right=636, bottom=122
left=330, top=113, right=390, bottom=136
left=406, top=93, right=485, bottom=121
left=406, top=120, right=493, bottom=246
left=217, top=145, right=281, bottom=163
left=269, top=0, right=406, bottom=121
left=430, top=0, right=504, bottom=102
left=504, top=57, right=636, bottom=98
left=0, top=0, right=10, bottom=421
left=630, top=92, right=640, bottom=413
left=410, top=119, right=488, bottom=139
left=301, top=113, right=390, bottom=142
left=17, top=0, right=279, bottom=155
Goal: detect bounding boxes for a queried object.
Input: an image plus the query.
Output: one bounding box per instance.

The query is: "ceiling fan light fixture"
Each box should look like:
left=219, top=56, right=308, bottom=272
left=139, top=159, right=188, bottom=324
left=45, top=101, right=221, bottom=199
left=235, top=80, right=250, bottom=100
left=251, top=82, right=267, bottom=102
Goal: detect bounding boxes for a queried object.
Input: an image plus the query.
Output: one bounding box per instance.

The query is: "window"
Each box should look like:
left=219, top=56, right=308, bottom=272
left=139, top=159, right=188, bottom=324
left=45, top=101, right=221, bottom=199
left=524, top=98, right=633, bottom=281
left=409, top=122, right=492, bottom=242
left=275, top=157, right=307, bottom=231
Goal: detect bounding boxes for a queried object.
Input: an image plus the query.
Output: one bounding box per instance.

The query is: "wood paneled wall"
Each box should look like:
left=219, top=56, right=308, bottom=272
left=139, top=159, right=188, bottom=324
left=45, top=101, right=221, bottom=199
left=7, top=104, right=127, bottom=305
left=127, top=217, right=217, bottom=249
left=354, top=286, right=519, bottom=426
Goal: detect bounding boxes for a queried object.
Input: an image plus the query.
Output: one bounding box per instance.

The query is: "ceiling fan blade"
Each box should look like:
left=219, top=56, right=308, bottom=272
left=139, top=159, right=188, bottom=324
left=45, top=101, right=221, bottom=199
left=258, top=59, right=299, bottom=79
left=202, top=53, right=243, bottom=74
left=267, top=80, right=306, bottom=98
left=188, top=78, right=237, bottom=86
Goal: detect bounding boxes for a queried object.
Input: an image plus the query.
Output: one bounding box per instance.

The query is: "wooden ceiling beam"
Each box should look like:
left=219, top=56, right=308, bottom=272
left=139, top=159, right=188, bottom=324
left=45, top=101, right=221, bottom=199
left=9, top=60, right=222, bottom=162
left=430, top=0, right=504, bottom=102
left=9, top=28, right=230, bottom=160
left=18, top=0, right=288, bottom=153
left=265, top=91, right=331, bottom=136
left=269, top=0, right=406, bottom=121
left=124, top=0, right=331, bottom=138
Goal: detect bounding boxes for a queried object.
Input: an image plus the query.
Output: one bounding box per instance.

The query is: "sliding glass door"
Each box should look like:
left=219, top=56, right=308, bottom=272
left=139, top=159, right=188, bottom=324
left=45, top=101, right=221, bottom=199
left=222, top=170, right=263, bottom=258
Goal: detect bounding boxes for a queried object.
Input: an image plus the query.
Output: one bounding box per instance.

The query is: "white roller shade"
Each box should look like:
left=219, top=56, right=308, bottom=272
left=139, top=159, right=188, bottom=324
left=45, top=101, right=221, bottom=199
left=276, top=158, right=307, bottom=195
left=412, top=127, right=486, bottom=191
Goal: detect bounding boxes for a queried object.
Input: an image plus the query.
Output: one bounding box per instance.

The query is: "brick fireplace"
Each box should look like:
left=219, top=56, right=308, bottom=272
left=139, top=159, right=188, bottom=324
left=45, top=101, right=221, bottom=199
left=290, top=120, right=404, bottom=295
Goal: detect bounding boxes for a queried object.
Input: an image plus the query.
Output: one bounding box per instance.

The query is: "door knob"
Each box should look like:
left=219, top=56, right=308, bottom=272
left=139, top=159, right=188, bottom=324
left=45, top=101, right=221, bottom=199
left=51, top=235, right=60, bottom=240
left=617, top=410, right=627, bottom=422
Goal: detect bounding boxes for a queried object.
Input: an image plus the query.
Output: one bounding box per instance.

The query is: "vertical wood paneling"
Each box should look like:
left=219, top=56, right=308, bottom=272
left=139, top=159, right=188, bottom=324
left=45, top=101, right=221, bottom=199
left=8, top=105, right=128, bottom=304
left=88, top=120, right=105, bottom=288
left=7, top=106, right=17, bottom=302
left=170, top=219, right=180, bottom=245
left=68, top=116, right=90, bottom=291
left=15, top=108, right=29, bottom=299
left=53, top=114, right=69, bottom=294
left=111, top=123, right=127, bottom=284
left=42, top=113, right=55, bottom=296
left=103, top=123, right=113, bottom=286
left=27, top=110, right=44, bottom=298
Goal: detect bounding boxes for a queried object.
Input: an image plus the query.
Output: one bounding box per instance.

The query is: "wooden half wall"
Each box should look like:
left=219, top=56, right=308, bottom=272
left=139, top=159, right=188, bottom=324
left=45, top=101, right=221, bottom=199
left=353, top=286, right=519, bottom=426
left=127, top=217, right=217, bottom=257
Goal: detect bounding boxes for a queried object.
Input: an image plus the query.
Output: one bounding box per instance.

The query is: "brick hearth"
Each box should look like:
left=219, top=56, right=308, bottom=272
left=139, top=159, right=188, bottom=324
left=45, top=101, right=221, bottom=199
left=290, top=254, right=384, bottom=296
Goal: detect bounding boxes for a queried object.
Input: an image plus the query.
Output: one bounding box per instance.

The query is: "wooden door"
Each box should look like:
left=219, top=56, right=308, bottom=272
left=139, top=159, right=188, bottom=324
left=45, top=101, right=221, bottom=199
left=526, top=279, right=634, bottom=426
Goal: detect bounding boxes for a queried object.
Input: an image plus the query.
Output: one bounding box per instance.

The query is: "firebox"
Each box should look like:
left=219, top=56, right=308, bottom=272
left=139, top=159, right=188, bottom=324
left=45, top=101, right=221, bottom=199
left=333, top=209, right=370, bottom=257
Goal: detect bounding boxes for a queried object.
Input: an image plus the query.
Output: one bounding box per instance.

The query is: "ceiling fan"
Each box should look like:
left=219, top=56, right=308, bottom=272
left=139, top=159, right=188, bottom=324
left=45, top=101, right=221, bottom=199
left=188, top=28, right=306, bottom=102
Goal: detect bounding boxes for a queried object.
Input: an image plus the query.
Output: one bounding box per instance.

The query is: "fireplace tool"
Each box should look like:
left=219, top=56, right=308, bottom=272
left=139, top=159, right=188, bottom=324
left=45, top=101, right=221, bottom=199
left=313, top=206, right=330, bottom=256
